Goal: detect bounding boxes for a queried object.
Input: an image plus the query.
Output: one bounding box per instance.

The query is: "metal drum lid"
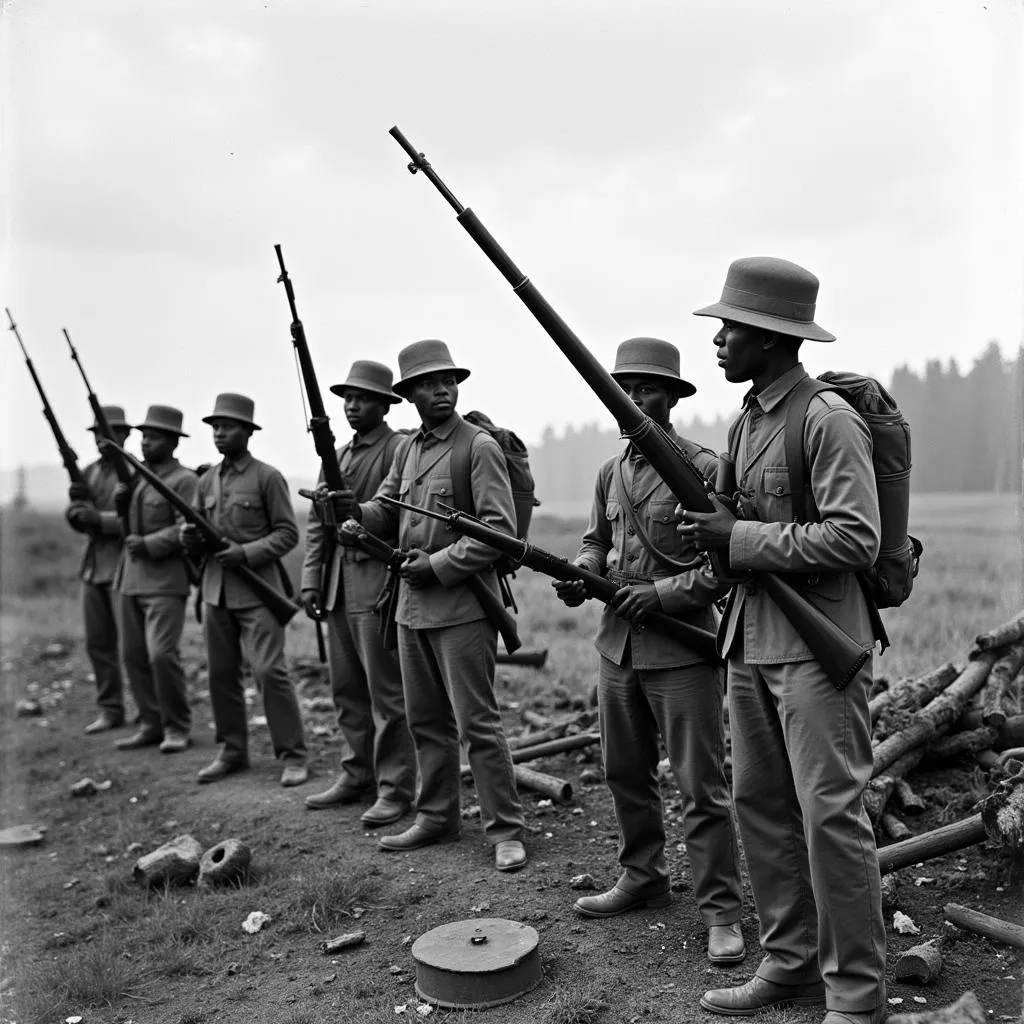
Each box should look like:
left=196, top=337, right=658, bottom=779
left=411, top=917, right=542, bottom=1009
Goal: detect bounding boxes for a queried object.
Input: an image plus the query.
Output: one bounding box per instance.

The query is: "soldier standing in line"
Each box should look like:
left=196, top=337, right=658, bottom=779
left=111, top=406, right=196, bottom=753
left=679, top=258, right=886, bottom=1024
left=553, top=337, right=745, bottom=965
left=65, top=405, right=132, bottom=735
left=300, top=360, right=414, bottom=826
left=332, top=340, right=527, bottom=872
left=183, top=393, right=309, bottom=787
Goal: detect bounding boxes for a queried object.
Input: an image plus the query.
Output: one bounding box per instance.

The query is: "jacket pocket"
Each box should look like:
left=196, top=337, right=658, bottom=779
left=425, top=477, right=454, bottom=512
left=227, top=490, right=265, bottom=535
left=761, top=466, right=792, bottom=522
left=142, top=494, right=173, bottom=531
left=646, top=498, right=679, bottom=549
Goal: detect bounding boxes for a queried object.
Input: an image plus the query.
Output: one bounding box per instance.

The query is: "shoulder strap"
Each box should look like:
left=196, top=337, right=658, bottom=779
left=785, top=378, right=831, bottom=524
left=613, top=454, right=696, bottom=574
left=450, top=420, right=484, bottom=517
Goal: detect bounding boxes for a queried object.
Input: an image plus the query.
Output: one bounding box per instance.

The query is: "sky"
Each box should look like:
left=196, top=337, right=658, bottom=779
left=1, top=0, right=1021, bottom=478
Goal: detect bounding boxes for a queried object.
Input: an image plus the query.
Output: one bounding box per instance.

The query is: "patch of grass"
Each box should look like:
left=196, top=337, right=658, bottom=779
left=276, top=861, right=381, bottom=934
left=536, top=981, right=608, bottom=1024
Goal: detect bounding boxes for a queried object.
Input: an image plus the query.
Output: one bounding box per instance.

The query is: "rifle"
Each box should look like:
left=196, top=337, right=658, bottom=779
left=102, top=441, right=300, bottom=626
left=387, top=126, right=872, bottom=691
left=63, top=328, right=135, bottom=529
left=274, top=245, right=342, bottom=646
left=381, top=496, right=721, bottom=664
left=339, top=516, right=522, bottom=656
left=7, top=308, right=89, bottom=499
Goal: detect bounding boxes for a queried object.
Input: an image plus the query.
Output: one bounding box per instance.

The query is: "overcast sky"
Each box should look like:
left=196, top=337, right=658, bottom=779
left=1, top=0, right=1021, bottom=477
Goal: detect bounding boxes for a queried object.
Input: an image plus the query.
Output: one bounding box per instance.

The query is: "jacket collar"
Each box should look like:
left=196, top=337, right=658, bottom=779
left=351, top=421, right=392, bottom=449
left=746, top=363, right=809, bottom=415
left=220, top=451, right=254, bottom=474
left=416, top=411, right=462, bottom=443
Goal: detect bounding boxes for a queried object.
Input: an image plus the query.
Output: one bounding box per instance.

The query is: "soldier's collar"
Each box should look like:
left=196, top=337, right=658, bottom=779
left=751, top=364, right=809, bottom=414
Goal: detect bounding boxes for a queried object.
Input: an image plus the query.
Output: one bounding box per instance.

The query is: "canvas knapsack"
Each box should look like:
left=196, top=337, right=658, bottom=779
left=785, top=372, right=923, bottom=610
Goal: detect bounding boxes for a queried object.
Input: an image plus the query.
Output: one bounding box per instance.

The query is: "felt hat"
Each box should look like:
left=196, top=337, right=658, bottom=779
left=393, top=340, right=470, bottom=398
left=87, top=405, right=131, bottom=433
left=329, top=360, right=402, bottom=405
left=202, top=393, right=262, bottom=430
left=610, top=337, right=696, bottom=398
left=693, top=257, right=835, bottom=342
left=135, top=405, right=189, bottom=437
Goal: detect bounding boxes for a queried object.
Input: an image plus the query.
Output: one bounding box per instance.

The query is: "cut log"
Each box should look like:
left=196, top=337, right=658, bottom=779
left=891, top=779, right=926, bottom=816
left=975, top=749, right=1000, bottom=771
left=198, top=838, right=251, bottom=887
left=872, top=654, right=997, bottom=776
left=878, top=815, right=987, bottom=875
left=887, top=990, right=985, bottom=1024
left=957, top=711, right=1024, bottom=750
left=973, top=608, right=1024, bottom=654
left=510, top=732, right=601, bottom=764
left=880, top=872, right=901, bottom=916
left=511, top=765, right=573, bottom=804
left=893, top=940, right=943, bottom=984
left=497, top=649, right=549, bottom=668
left=133, top=834, right=203, bottom=887
left=866, top=750, right=924, bottom=826
left=880, top=811, right=913, bottom=842
left=320, top=930, right=366, bottom=954
left=943, top=903, right=1024, bottom=950
left=980, top=643, right=1024, bottom=727
left=924, top=727, right=998, bottom=764
left=979, top=763, right=1024, bottom=848
left=869, top=662, right=959, bottom=726
left=521, top=708, right=553, bottom=730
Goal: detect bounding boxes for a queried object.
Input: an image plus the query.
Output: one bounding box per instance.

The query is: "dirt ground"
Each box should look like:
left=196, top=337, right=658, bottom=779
left=1, top=628, right=1022, bottom=1024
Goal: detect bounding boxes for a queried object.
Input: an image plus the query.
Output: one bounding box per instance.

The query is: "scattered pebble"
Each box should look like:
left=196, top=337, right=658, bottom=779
left=242, top=911, right=271, bottom=934
left=893, top=911, right=921, bottom=935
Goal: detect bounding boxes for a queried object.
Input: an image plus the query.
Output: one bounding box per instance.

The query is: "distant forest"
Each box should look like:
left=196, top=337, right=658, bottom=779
left=530, top=342, right=1023, bottom=504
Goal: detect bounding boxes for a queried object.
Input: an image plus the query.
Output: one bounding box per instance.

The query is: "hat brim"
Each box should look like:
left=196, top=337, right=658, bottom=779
left=611, top=369, right=697, bottom=400
left=693, top=302, right=835, bottom=343
left=201, top=415, right=261, bottom=431
left=88, top=424, right=132, bottom=434
left=328, top=382, right=403, bottom=405
left=134, top=422, right=190, bottom=438
left=393, top=365, right=471, bottom=399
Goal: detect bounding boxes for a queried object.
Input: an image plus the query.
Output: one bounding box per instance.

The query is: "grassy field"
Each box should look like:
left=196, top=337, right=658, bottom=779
left=0, top=493, right=1020, bottom=1023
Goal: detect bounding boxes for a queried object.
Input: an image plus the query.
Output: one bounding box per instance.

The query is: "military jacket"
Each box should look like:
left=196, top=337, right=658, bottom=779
left=196, top=453, right=299, bottom=609
left=359, top=412, right=515, bottom=630
left=69, top=459, right=124, bottom=585
left=575, top=427, right=728, bottom=670
left=720, top=363, right=881, bottom=663
left=300, top=422, right=404, bottom=614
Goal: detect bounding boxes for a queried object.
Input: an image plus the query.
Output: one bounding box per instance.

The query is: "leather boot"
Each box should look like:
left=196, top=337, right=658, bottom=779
left=700, top=976, right=826, bottom=1015
left=304, top=778, right=370, bottom=810
left=360, top=797, right=410, bottom=827
left=707, top=922, right=746, bottom=964
left=379, top=824, right=460, bottom=852
left=114, top=726, right=162, bottom=750
left=84, top=711, right=124, bottom=734
left=574, top=884, right=672, bottom=919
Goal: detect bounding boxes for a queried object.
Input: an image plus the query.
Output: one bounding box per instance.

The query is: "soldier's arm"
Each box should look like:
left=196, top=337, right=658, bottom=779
left=238, top=466, right=300, bottom=566
left=299, top=467, right=328, bottom=593
left=575, top=463, right=613, bottom=575
left=144, top=471, right=198, bottom=559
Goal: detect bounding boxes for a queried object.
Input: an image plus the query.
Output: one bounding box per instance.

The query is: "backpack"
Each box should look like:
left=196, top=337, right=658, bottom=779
left=785, top=372, right=923, bottom=610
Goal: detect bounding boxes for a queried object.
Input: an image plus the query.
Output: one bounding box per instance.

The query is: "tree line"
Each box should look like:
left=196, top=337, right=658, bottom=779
left=530, top=342, right=1023, bottom=504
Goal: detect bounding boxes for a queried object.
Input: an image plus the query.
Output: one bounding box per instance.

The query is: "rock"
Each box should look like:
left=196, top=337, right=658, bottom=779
left=0, top=825, right=45, bottom=849
left=881, top=873, right=901, bottom=916
left=887, top=990, right=985, bottom=1023
left=70, top=778, right=111, bottom=797
left=579, top=769, right=603, bottom=785
left=133, top=834, right=203, bottom=886
left=198, top=838, right=251, bottom=887
left=15, top=698, right=42, bottom=717
left=40, top=642, right=69, bottom=660
left=320, top=931, right=366, bottom=953
left=305, top=696, right=335, bottom=713
left=569, top=873, right=598, bottom=891
left=242, top=910, right=271, bottom=934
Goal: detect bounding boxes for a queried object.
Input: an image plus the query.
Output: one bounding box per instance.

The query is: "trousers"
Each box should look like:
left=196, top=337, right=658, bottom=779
left=203, top=602, right=306, bottom=763
left=119, top=593, right=189, bottom=734
left=397, top=619, right=524, bottom=844
left=729, top=657, right=886, bottom=1012
left=82, top=581, right=125, bottom=716
left=326, top=604, right=414, bottom=803
left=598, top=651, right=742, bottom=924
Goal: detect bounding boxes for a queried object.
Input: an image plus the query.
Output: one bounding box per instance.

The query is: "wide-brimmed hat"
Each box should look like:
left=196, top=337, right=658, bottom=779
left=610, top=337, right=696, bottom=398
left=693, top=257, right=835, bottom=342
left=329, top=360, right=402, bottom=405
left=87, top=405, right=131, bottom=433
left=202, top=393, right=262, bottom=430
left=393, top=340, right=470, bottom=398
left=135, top=405, right=189, bottom=437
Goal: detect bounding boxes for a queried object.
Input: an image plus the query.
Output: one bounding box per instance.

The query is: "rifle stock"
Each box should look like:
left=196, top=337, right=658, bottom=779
left=103, top=442, right=300, bottom=626
left=388, top=126, right=873, bottom=690
left=7, top=308, right=88, bottom=494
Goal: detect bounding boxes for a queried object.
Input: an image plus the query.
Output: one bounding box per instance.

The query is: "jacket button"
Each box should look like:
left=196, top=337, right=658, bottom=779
left=632, top=504, right=640, bottom=512
left=415, top=478, right=423, bottom=485
left=744, top=582, right=757, bottom=596
left=775, top=486, right=784, bottom=495
left=627, top=553, right=637, bottom=562
left=410, top=517, right=419, bottom=526
left=627, top=527, right=635, bottom=536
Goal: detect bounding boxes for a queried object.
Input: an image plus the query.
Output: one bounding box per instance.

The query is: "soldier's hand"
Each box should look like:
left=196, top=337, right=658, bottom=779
left=125, top=534, right=149, bottom=558
left=337, top=517, right=360, bottom=546
left=676, top=494, right=737, bottom=551
left=113, top=482, right=132, bottom=503
left=552, top=579, right=587, bottom=608
left=326, top=487, right=359, bottom=523
left=179, top=523, right=206, bottom=554
left=300, top=589, right=322, bottom=620
left=609, top=582, right=660, bottom=624
left=213, top=540, right=246, bottom=568
left=70, top=504, right=101, bottom=530
left=399, top=548, right=437, bottom=589
left=68, top=482, right=92, bottom=502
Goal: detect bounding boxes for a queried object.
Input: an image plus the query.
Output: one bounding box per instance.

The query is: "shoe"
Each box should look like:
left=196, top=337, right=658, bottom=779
left=159, top=730, right=191, bottom=754
left=821, top=1011, right=886, bottom=1024
left=379, top=824, right=460, bottom=852
left=114, top=726, right=162, bottom=750
left=280, top=762, right=309, bottom=787
left=360, top=797, right=410, bottom=827
left=574, top=884, right=672, bottom=919
left=196, top=758, right=249, bottom=784
left=708, top=923, right=747, bottom=964
left=84, top=711, right=124, bottom=734
left=304, top=778, right=371, bottom=810
left=700, top=976, right=826, bottom=1016
left=495, top=840, right=527, bottom=872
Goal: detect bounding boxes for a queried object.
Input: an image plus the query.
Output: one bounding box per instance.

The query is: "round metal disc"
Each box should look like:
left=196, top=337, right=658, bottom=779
left=412, top=917, right=541, bottom=1009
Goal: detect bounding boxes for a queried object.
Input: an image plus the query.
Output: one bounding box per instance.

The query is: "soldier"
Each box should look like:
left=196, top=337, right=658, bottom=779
left=553, top=338, right=745, bottom=965
left=333, top=340, right=527, bottom=872
left=112, top=406, right=196, bottom=753
left=679, top=258, right=886, bottom=1024
left=65, top=406, right=131, bottom=734
left=183, top=393, right=308, bottom=787
left=300, top=360, right=414, bottom=826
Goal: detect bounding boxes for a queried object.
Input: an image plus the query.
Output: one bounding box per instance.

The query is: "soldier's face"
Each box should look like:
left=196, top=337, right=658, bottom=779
left=210, top=418, right=252, bottom=457
left=408, top=374, right=459, bottom=428
left=616, top=376, right=677, bottom=425
left=714, top=320, right=769, bottom=383
left=342, top=388, right=388, bottom=435
left=140, top=428, right=177, bottom=463
left=97, top=426, right=131, bottom=456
